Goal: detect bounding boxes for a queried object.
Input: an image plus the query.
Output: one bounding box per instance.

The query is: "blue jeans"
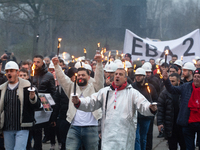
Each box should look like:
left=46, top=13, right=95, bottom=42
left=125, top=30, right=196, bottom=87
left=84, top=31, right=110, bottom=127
left=3, top=130, right=29, bottom=150
left=135, top=118, right=151, bottom=150
left=66, top=125, right=98, bottom=150
left=182, top=123, right=200, bottom=150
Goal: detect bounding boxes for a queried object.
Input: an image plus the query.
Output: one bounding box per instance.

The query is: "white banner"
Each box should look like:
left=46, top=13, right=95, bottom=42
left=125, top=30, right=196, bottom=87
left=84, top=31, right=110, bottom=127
left=123, top=29, right=200, bottom=63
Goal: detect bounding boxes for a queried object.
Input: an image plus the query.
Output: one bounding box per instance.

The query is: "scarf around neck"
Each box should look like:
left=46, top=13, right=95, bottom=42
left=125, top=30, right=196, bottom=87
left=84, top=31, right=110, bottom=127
left=111, top=81, right=127, bottom=91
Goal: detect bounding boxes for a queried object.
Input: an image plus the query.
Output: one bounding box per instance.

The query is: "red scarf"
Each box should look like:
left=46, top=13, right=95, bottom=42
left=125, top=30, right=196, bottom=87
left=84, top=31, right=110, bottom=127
left=111, top=81, right=127, bottom=91
left=188, top=83, right=200, bottom=123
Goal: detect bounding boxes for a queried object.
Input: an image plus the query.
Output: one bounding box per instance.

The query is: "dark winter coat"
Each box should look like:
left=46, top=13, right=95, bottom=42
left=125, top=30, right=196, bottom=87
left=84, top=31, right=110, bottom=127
left=157, top=88, right=180, bottom=137
left=163, top=78, right=193, bottom=126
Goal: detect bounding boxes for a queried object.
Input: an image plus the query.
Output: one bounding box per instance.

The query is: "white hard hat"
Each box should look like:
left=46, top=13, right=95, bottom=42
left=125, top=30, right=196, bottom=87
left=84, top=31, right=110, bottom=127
left=115, top=60, right=123, bottom=69
left=5, top=61, right=19, bottom=71
left=85, top=64, right=92, bottom=71
left=160, top=59, right=165, bottom=66
left=182, top=62, right=196, bottom=71
left=106, top=62, right=118, bottom=72
left=75, top=61, right=85, bottom=69
left=135, top=68, right=146, bottom=76
left=125, top=61, right=132, bottom=68
left=174, top=60, right=182, bottom=67
left=49, top=61, right=55, bottom=69
left=114, top=59, right=122, bottom=63
left=142, top=62, right=152, bottom=72
left=195, top=56, right=200, bottom=60
left=156, top=58, right=161, bottom=65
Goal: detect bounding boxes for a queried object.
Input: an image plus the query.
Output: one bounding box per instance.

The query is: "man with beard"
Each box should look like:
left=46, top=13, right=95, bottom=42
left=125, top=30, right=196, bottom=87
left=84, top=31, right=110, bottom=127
left=181, top=62, right=196, bottom=84
left=71, top=68, right=157, bottom=150
left=0, top=61, right=40, bottom=149
left=157, top=73, right=186, bottom=150
left=52, top=53, right=104, bottom=150
left=29, top=55, right=56, bottom=150
left=132, top=68, right=158, bottom=150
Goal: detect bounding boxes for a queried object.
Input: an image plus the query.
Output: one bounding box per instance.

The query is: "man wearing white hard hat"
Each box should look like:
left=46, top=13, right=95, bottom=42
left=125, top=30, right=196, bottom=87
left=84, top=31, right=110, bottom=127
left=104, top=62, right=118, bottom=87
left=132, top=68, right=158, bottom=150
left=174, top=60, right=182, bottom=76
left=52, top=53, right=103, bottom=150
left=71, top=68, right=157, bottom=150
left=0, top=61, right=40, bottom=150
left=181, top=62, right=196, bottom=83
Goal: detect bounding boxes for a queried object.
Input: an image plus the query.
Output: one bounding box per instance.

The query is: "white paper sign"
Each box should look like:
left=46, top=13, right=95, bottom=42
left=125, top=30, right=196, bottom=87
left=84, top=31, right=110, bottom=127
left=35, top=111, right=52, bottom=124
left=123, top=29, right=200, bottom=63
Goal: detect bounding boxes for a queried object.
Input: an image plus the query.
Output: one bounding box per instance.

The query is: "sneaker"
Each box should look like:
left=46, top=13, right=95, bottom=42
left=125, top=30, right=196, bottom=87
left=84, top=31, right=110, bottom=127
left=157, top=132, right=164, bottom=138
left=42, top=136, right=50, bottom=143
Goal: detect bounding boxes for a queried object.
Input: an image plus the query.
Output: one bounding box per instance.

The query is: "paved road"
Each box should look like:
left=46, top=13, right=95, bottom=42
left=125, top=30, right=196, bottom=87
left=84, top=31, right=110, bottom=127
left=42, top=125, right=169, bottom=150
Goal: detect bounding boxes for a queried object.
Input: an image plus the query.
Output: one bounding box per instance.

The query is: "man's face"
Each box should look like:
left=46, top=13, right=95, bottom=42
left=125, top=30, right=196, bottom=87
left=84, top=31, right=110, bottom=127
left=193, top=74, right=200, bottom=88
left=172, top=57, right=177, bottom=63
left=6, top=69, right=19, bottom=84
left=169, top=68, right=178, bottom=75
left=19, top=71, right=29, bottom=80
left=135, top=75, right=145, bottom=84
left=169, top=76, right=179, bottom=86
left=33, top=58, right=43, bottom=70
left=59, top=62, right=65, bottom=68
left=77, top=70, right=90, bottom=86
left=196, top=61, right=200, bottom=69
left=125, top=56, right=131, bottom=62
left=150, top=59, right=155, bottom=66
left=146, top=72, right=152, bottom=78
left=114, top=69, right=127, bottom=86
left=182, top=69, right=190, bottom=79
left=44, top=57, right=50, bottom=65
left=22, top=64, right=30, bottom=71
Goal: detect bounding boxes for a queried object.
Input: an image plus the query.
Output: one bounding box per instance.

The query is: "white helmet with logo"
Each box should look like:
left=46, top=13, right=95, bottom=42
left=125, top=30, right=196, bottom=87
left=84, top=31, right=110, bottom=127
left=114, top=60, right=123, bottom=68
left=174, top=60, right=182, bottom=67
left=135, top=68, right=146, bottom=76
left=106, top=62, right=118, bottom=72
left=5, top=61, right=19, bottom=70
left=182, top=62, right=196, bottom=71
left=142, top=62, right=152, bottom=72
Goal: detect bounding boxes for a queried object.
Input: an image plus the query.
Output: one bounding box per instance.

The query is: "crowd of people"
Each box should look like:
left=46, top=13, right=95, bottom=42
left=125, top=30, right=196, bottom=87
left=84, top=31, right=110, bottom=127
left=0, top=51, right=200, bottom=150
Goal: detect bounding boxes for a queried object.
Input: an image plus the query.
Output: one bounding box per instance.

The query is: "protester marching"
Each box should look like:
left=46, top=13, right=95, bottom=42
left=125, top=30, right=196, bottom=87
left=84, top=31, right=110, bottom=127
left=1, top=30, right=200, bottom=150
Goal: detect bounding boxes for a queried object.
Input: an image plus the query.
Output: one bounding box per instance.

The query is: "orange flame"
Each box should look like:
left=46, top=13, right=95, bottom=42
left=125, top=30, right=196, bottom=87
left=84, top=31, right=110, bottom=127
left=145, top=83, right=151, bottom=93
left=97, top=43, right=100, bottom=48
left=116, top=50, right=118, bottom=55
left=193, top=59, right=197, bottom=65
left=181, top=56, right=183, bottom=61
left=165, top=50, right=169, bottom=55
left=31, top=64, right=35, bottom=76
left=84, top=48, right=87, bottom=53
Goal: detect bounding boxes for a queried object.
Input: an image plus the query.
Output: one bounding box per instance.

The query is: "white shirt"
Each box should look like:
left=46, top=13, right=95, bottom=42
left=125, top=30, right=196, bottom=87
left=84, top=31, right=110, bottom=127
left=71, top=93, right=98, bottom=126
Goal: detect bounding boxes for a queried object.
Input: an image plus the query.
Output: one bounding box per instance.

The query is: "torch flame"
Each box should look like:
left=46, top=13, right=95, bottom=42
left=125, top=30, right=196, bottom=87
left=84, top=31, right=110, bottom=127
left=58, top=38, right=62, bottom=42
left=123, top=62, right=126, bottom=69
left=145, top=83, right=151, bottom=93
left=72, top=55, right=74, bottom=59
left=75, top=73, right=77, bottom=77
left=109, top=51, right=111, bottom=57
left=165, top=50, right=169, bottom=55
left=104, top=48, right=106, bottom=53
left=84, top=48, right=87, bottom=54
left=97, top=43, right=100, bottom=48
left=181, top=56, right=183, bottom=61
left=116, top=50, right=118, bottom=55
left=31, top=64, right=35, bottom=76
left=105, top=56, right=108, bottom=60
left=193, top=59, right=197, bottom=65
left=137, top=58, right=140, bottom=60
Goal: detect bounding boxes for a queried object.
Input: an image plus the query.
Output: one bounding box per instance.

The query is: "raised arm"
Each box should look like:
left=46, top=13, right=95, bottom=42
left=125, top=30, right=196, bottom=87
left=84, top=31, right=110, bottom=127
left=93, top=54, right=104, bottom=91
left=52, top=57, right=73, bottom=97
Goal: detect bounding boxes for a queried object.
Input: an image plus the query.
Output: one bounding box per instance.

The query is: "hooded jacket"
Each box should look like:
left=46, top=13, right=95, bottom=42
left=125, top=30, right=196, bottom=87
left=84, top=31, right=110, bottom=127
left=0, top=78, right=41, bottom=132
left=77, top=84, right=155, bottom=150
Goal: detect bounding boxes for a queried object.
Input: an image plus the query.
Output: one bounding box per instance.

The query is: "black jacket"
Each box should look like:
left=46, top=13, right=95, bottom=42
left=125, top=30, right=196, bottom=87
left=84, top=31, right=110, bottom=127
left=132, top=81, right=158, bottom=119
left=0, top=71, right=7, bottom=85
left=157, top=88, right=180, bottom=137
left=0, top=78, right=41, bottom=130
left=51, top=86, right=69, bottom=122
left=33, top=63, right=55, bottom=96
left=147, top=74, right=162, bottom=96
